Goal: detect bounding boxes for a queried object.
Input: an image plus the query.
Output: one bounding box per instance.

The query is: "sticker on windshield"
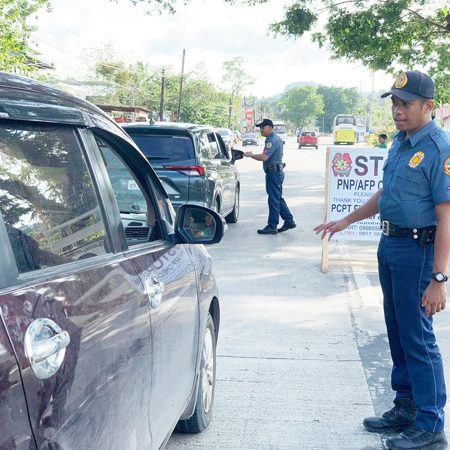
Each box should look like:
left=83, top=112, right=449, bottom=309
left=128, top=180, right=140, bottom=190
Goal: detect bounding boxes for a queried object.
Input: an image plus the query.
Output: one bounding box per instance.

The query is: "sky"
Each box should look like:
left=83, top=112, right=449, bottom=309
left=30, top=0, right=394, bottom=97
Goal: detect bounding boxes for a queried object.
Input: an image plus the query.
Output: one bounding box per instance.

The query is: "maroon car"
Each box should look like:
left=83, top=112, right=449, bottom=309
left=0, top=72, right=223, bottom=450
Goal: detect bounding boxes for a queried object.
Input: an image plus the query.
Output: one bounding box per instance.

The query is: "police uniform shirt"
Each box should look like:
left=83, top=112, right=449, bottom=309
left=262, top=132, right=283, bottom=171
left=378, top=119, right=450, bottom=228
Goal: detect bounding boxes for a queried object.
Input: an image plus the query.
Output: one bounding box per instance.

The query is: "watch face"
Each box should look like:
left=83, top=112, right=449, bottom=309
left=434, top=272, right=446, bottom=282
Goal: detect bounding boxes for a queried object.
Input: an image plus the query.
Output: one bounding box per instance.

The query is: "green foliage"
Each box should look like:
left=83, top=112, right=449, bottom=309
left=0, top=0, right=51, bottom=72
left=271, top=0, right=449, bottom=103
left=280, top=86, right=324, bottom=128
left=84, top=48, right=234, bottom=127
left=270, top=1, right=317, bottom=37
left=222, top=56, right=254, bottom=97
left=316, top=86, right=362, bottom=133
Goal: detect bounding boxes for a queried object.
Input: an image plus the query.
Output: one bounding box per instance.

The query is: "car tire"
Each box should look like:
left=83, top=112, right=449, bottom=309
left=176, top=313, right=217, bottom=433
left=225, top=187, right=239, bottom=223
left=298, top=144, right=301, bottom=149
left=315, top=145, right=318, bottom=149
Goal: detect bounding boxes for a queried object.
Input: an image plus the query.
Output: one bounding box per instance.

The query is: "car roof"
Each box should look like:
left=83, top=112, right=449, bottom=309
left=123, top=121, right=213, bottom=133
left=0, top=72, right=108, bottom=120
left=0, top=72, right=134, bottom=140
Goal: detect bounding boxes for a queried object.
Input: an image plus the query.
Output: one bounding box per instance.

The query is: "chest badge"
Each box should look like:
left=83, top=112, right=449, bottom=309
left=408, top=151, right=425, bottom=168
left=444, top=157, right=450, bottom=176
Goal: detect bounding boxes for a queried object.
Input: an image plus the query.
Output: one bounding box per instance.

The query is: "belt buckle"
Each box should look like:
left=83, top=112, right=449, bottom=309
left=382, top=220, right=390, bottom=236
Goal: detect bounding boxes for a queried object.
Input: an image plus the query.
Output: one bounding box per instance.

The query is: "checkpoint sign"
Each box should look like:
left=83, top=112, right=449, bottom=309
left=326, top=147, right=387, bottom=241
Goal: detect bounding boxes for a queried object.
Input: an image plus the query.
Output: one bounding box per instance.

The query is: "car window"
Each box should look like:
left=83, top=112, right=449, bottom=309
left=0, top=122, right=108, bottom=274
left=95, top=137, right=161, bottom=245
left=207, top=133, right=223, bottom=159
left=199, top=132, right=214, bottom=159
left=336, top=116, right=356, bottom=125
left=129, top=134, right=195, bottom=162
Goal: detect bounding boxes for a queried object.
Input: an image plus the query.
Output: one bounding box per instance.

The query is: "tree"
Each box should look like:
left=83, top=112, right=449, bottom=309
left=0, top=0, right=51, bottom=72
left=82, top=48, right=233, bottom=126
left=270, top=0, right=450, bottom=103
left=280, top=86, right=324, bottom=129
left=316, top=86, right=362, bottom=133
left=221, top=57, right=254, bottom=128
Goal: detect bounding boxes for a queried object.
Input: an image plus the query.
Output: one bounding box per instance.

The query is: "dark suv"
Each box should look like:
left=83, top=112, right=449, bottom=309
left=123, top=122, right=240, bottom=223
left=0, top=72, right=224, bottom=450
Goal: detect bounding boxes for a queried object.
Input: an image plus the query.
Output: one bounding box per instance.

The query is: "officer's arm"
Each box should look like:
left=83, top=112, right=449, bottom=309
left=433, top=202, right=450, bottom=274
left=344, top=189, right=382, bottom=224
left=245, top=152, right=269, bottom=161
left=421, top=202, right=450, bottom=315
left=314, top=189, right=382, bottom=240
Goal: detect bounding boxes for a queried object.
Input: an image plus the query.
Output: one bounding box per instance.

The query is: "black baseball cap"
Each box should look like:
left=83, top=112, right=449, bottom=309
left=381, top=70, right=434, bottom=101
left=255, top=118, right=274, bottom=128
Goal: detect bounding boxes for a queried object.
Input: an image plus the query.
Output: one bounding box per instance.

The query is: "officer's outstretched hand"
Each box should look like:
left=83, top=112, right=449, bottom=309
left=244, top=151, right=253, bottom=157
left=314, top=218, right=351, bottom=241
left=422, top=282, right=446, bottom=316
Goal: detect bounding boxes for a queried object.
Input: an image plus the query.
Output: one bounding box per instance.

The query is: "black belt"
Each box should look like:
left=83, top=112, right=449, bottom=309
left=264, top=163, right=285, bottom=173
left=381, top=220, right=436, bottom=245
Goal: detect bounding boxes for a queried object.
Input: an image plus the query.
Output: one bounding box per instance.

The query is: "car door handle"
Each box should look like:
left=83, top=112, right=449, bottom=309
left=32, top=331, right=71, bottom=364
left=24, top=318, right=71, bottom=379
left=145, top=275, right=165, bottom=309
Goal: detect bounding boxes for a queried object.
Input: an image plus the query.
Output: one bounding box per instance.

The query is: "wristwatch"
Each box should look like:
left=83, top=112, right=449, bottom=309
left=431, top=272, right=448, bottom=282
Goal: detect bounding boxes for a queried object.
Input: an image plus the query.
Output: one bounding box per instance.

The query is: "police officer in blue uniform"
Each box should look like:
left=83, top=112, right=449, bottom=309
left=315, top=71, right=450, bottom=449
left=244, top=118, right=296, bottom=234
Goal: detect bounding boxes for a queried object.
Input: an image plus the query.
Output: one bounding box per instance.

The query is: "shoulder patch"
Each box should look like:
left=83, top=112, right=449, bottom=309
left=445, top=157, right=450, bottom=176
left=266, top=142, right=272, bottom=149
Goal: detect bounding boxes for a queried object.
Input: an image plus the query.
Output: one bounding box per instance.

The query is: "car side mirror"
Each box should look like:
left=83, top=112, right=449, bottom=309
left=173, top=204, right=225, bottom=244
left=230, top=149, right=244, bottom=164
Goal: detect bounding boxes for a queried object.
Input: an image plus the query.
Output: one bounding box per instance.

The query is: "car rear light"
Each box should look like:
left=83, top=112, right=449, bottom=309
left=163, top=165, right=205, bottom=176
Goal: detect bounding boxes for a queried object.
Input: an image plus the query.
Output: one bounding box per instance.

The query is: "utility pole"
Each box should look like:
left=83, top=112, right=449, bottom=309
left=227, top=93, right=233, bottom=129
left=159, top=68, right=165, bottom=122
left=176, top=49, right=186, bottom=122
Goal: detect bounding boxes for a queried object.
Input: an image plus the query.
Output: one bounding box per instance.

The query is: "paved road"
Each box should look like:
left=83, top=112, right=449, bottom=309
left=167, top=136, right=450, bottom=450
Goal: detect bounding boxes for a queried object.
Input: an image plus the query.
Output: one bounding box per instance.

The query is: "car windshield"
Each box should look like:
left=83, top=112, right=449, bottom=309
left=129, top=134, right=195, bottom=162
left=273, top=125, right=286, bottom=133
left=217, top=129, right=231, bottom=136
left=302, top=132, right=316, bottom=136
left=336, top=116, right=356, bottom=125
left=244, top=133, right=257, bottom=138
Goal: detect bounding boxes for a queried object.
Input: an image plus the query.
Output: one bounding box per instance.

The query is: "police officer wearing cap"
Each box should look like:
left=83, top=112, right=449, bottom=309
left=244, top=118, right=296, bottom=234
left=315, top=70, right=450, bottom=449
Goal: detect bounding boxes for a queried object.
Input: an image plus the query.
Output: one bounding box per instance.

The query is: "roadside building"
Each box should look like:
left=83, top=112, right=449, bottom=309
left=95, top=104, right=152, bottom=123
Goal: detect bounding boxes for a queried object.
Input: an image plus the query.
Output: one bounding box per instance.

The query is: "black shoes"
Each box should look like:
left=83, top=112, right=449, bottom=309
left=278, top=221, right=297, bottom=233
left=386, top=425, right=448, bottom=449
left=363, top=399, right=417, bottom=433
left=257, top=226, right=277, bottom=235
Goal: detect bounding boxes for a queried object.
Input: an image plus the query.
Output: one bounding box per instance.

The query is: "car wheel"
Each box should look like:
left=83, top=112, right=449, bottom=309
left=298, top=144, right=301, bottom=149
left=226, top=187, right=239, bottom=223
left=176, top=313, right=216, bottom=433
left=315, top=145, right=318, bottom=149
